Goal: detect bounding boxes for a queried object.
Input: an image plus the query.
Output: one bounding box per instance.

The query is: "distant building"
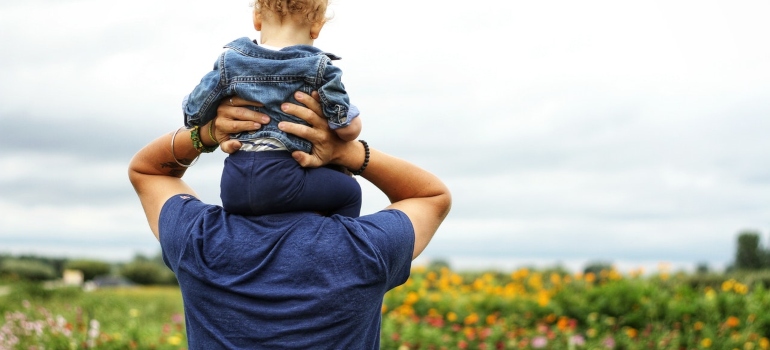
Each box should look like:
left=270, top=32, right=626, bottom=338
left=62, top=269, right=84, bottom=286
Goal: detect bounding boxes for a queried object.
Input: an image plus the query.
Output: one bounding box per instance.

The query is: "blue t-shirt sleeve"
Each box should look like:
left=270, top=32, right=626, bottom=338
left=158, top=194, right=209, bottom=272
left=357, top=209, right=415, bottom=291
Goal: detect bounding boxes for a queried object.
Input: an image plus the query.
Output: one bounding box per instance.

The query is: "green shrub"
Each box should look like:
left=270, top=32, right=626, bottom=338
left=65, top=259, right=112, bottom=281
left=120, top=261, right=177, bottom=285
left=0, top=259, right=57, bottom=281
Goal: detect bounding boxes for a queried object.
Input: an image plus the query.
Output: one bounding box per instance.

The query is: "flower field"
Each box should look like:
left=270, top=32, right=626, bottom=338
left=3, top=265, right=770, bottom=349
left=0, top=283, right=186, bottom=349
left=382, top=266, right=770, bottom=349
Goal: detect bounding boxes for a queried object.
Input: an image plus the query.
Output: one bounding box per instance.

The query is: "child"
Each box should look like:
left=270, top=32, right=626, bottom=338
left=182, top=0, right=362, bottom=217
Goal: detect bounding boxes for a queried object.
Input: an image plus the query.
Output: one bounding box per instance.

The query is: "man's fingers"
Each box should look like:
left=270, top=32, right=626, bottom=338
left=278, top=120, right=315, bottom=140
left=281, top=92, right=326, bottom=128
left=295, top=91, right=323, bottom=118
left=291, top=151, right=321, bottom=168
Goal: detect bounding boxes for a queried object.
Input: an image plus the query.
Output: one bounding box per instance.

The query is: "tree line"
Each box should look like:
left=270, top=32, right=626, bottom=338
left=2, top=229, right=769, bottom=285
left=0, top=252, right=177, bottom=285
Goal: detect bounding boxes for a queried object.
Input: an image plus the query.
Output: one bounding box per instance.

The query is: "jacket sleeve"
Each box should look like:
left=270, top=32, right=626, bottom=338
left=182, top=52, right=227, bottom=128
left=318, top=59, right=359, bottom=130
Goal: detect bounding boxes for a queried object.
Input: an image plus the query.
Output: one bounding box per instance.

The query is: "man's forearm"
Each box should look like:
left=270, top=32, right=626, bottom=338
left=129, top=126, right=218, bottom=179
left=359, top=148, right=449, bottom=206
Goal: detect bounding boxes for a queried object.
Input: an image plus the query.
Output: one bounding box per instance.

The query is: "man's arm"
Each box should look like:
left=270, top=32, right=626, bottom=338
left=360, top=149, right=451, bottom=260
left=279, top=92, right=451, bottom=260
left=128, top=98, right=269, bottom=239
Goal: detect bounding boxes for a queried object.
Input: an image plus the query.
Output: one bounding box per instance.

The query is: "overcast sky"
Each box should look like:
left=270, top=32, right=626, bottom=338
left=1, top=0, right=768, bottom=273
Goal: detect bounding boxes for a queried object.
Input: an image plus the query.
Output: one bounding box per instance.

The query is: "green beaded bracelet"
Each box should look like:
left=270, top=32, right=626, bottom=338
left=191, top=125, right=218, bottom=153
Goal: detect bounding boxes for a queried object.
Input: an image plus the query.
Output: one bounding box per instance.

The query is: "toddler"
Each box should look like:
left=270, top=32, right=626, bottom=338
left=182, top=0, right=362, bottom=217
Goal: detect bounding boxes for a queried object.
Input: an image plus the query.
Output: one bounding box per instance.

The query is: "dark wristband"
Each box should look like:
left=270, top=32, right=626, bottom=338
left=352, top=140, right=370, bottom=176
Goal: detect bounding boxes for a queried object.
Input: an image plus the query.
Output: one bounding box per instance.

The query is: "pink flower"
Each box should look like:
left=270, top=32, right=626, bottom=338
left=570, top=335, right=586, bottom=346
left=532, top=336, right=548, bottom=348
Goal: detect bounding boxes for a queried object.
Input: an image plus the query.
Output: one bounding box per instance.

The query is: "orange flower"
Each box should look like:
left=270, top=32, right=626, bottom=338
left=625, top=327, right=638, bottom=338
left=464, top=313, right=479, bottom=325
left=556, top=317, right=569, bottom=331
left=693, top=321, right=704, bottom=331
left=726, top=316, right=740, bottom=328
left=486, top=314, right=498, bottom=325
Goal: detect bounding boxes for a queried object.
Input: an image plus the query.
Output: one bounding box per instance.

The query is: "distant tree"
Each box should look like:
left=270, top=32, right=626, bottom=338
left=695, top=262, right=710, bottom=274
left=427, top=258, right=451, bottom=272
left=583, top=261, right=613, bottom=275
left=735, top=231, right=765, bottom=270
left=120, top=261, right=177, bottom=285
left=17, top=255, right=68, bottom=276
left=0, top=259, right=57, bottom=281
left=65, top=260, right=112, bottom=281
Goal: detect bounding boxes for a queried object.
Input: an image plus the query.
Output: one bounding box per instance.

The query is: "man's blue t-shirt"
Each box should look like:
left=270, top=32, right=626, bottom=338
left=159, top=194, right=414, bottom=349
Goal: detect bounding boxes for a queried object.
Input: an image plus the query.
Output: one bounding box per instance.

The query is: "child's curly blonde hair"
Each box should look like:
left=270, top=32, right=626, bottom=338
left=254, top=0, right=328, bottom=25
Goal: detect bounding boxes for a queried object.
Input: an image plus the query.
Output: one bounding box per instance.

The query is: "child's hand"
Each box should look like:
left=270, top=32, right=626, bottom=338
left=334, top=117, right=362, bottom=142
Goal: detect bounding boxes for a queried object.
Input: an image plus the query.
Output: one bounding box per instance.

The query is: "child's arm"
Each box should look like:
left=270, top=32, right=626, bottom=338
left=334, top=116, right=361, bottom=141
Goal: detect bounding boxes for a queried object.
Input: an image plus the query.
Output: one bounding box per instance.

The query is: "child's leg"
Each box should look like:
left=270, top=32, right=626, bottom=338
left=220, top=151, right=259, bottom=215
left=221, top=151, right=361, bottom=217
left=294, top=166, right=362, bottom=217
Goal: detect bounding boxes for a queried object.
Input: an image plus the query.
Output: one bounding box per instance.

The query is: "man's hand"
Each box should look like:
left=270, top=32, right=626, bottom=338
left=211, top=96, right=269, bottom=153
left=277, top=91, right=358, bottom=169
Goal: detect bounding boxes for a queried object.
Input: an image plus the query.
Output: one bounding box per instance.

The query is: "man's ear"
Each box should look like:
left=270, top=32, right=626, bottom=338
left=253, top=10, right=263, bottom=31
left=310, top=20, right=325, bottom=39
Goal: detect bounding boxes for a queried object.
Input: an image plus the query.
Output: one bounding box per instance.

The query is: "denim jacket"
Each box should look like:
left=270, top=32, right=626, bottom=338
left=183, top=37, right=359, bottom=153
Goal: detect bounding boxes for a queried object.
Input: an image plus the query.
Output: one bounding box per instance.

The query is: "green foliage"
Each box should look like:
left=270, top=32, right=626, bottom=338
left=737, top=230, right=764, bottom=270
left=583, top=261, right=613, bottom=275
left=65, top=259, right=113, bottom=281
left=120, top=261, right=177, bottom=285
left=0, top=258, right=57, bottom=281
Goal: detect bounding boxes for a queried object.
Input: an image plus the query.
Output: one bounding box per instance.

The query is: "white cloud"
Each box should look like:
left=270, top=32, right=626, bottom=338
left=1, top=0, right=769, bottom=270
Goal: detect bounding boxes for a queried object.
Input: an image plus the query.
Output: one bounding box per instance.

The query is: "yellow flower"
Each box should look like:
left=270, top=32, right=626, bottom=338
left=723, top=279, right=736, bottom=292
left=694, top=321, right=704, bottom=331
left=586, top=328, right=597, bottom=338
left=759, top=337, right=769, bottom=350
left=701, top=338, right=712, bottom=348
left=447, top=312, right=458, bottom=322
left=746, top=342, right=756, bottom=350
left=168, top=335, right=182, bottom=346
left=705, top=288, right=717, bottom=300
left=537, top=290, right=550, bottom=307
left=404, top=292, right=419, bottom=305
left=129, top=309, right=140, bottom=318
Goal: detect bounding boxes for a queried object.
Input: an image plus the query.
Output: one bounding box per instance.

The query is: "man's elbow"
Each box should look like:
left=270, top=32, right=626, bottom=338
left=436, top=187, right=452, bottom=221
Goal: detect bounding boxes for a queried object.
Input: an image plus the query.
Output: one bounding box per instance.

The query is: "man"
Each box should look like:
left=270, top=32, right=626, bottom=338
left=128, top=92, right=451, bottom=349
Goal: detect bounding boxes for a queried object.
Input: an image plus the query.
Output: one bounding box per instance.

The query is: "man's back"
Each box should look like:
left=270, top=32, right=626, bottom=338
left=159, top=195, right=414, bottom=349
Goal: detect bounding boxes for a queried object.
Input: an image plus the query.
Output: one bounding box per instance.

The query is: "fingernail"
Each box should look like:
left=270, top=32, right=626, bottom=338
left=281, top=104, right=288, bottom=111
left=277, top=122, right=285, bottom=130
left=261, top=116, right=270, bottom=123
